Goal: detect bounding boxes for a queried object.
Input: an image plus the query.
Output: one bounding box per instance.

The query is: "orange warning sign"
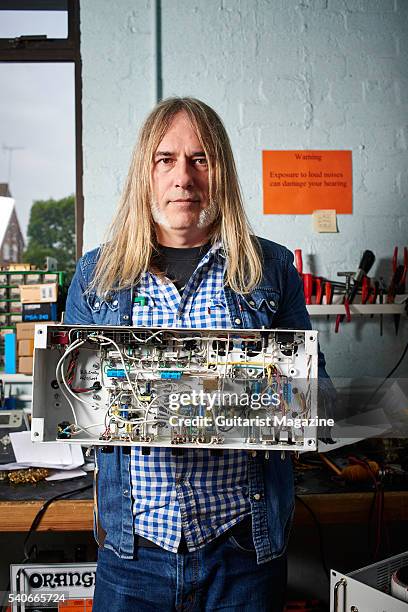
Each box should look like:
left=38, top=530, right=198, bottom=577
left=262, top=150, right=352, bottom=214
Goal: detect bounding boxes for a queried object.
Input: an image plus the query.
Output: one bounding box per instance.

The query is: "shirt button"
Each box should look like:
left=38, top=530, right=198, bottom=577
left=94, top=302, right=100, bottom=308
left=123, top=489, right=129, bottom=496
left=113, top=300, right=118, bottom=306
left=234, top=317, right=241, bottom=325
left=249, top=300, right=255, bottom=307
left=123, top=314, right=129, bottom=321
left=253, top=493, right=262, bottom=501
left=269, top=300, right=276, bottom=307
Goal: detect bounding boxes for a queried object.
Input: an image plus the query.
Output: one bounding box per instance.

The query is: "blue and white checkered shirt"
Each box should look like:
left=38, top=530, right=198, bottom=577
left=130, top=244, right=250, bottom=552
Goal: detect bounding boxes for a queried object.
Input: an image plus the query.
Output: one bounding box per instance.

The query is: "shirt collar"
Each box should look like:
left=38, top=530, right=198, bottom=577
left=210, top=240, right=226, bottom=259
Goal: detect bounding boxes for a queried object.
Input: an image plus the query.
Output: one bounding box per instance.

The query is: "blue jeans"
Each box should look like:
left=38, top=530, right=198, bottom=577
left=93, top=535, right=287, bottom=611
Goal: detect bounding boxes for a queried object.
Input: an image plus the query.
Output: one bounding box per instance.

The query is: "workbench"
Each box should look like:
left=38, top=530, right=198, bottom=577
left=0, top=469, right=407, bottom=532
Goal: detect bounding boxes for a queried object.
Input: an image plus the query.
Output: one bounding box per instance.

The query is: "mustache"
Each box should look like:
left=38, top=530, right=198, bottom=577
left=167, top=193, right=200, bottom=201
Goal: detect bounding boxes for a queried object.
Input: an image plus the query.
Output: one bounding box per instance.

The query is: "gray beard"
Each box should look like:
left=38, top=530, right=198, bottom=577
left=151, top=200, right=217, bottom=230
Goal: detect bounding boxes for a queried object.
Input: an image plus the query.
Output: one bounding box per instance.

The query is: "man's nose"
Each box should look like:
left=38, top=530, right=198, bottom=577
left=174, top=158, right=193, bottom=189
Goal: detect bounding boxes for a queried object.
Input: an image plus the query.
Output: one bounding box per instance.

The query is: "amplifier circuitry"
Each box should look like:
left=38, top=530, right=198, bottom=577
left=31, top=324, right=319, bottom=451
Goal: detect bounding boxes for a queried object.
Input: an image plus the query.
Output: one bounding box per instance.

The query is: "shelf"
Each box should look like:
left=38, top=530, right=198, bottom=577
left=307, top=303, right=407, bottom=316
left=0, top=373, right=32, bottom=383
left=307, top=295, right=407, bottom=316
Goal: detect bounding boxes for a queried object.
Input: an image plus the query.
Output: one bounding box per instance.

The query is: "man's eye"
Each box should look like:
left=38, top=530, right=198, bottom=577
left=158, top=158, right=172, bottom=164
left=193, top=158, right=208, bottom=166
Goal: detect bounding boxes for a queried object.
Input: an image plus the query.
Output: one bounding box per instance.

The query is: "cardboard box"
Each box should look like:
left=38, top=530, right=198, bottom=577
left=20, top=283, right=58, bottom=304
left=18, top=356, right=33, bottom=375
left=18, top=339, right=34, bottom=356
left=16, top=322, right=36, bottom=340
left=22, top=302, right=58, bottom=322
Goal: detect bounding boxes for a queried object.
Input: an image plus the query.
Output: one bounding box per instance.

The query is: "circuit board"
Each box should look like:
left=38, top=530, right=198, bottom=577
left=31, top=324, right=319, bottom=451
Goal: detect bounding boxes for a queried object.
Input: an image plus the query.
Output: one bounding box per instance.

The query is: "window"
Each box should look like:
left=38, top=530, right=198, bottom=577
left=0, top=0, right=83, bottom=258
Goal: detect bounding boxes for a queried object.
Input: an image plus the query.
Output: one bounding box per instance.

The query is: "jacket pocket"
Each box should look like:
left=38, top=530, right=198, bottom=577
left=240, top=289, right=280, bottom=313
left=86, top=291, right=119, bottom=313
left=239, top=289, right=280, bottom=328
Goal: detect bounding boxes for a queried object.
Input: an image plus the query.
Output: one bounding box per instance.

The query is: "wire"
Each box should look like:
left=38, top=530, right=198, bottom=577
left=295, top=494, right=329, bottom=582
left=364, top=339, right=408, bottom=408
left=55, top=338, right=86, bottom=425
left=57, top=340, right=98, bottom=409
left=21, top=483, right=93, bottom=564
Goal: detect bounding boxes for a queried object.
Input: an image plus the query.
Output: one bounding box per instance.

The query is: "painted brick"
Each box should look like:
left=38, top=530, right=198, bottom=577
left=363, top=79, right=398, bottom=104
left=329, top=0, right=397, bottom=12
left=345, top=102, right=408, bottom=127
left=80, top=0, right=408, bottom=377
left=395, top=125, right=408, bottom=151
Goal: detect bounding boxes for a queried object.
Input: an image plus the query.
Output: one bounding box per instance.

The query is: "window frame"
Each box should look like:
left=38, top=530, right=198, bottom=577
left=0, top=0, right=84, bottom=258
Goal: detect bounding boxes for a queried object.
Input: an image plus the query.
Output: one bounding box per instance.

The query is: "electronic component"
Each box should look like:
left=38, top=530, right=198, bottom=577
left=31, top=324, right=319, bottom=451
left=331, top=551, right=408, bottom=611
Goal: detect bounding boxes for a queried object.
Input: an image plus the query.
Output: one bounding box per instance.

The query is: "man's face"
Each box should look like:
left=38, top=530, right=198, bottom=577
left=151, top=111, right=216, bottom=236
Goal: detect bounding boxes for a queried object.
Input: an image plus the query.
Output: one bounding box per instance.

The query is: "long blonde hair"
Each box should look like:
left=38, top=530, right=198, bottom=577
left=91, top=97, right=262, bottom=295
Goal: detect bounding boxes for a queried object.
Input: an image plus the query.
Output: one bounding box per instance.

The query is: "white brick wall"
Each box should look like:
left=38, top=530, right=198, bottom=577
left=81, top=0, right=407, bottom=376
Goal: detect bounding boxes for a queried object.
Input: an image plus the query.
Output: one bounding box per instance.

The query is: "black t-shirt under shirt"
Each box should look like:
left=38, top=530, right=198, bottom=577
left=152, top=242, right=211, bottom=294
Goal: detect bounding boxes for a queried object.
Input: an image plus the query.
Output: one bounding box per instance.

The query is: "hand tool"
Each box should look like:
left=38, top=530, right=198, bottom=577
left=335, top=272, right=353, bottom=332
left=294, top=249, right=303, bottom=276
left=303, top=273, right=313, bottom=305
left=369, top=280, right=379, bottom=319
left=335, top=251, right=376, bottom=333
left=397, top=247, right=407, bottom=293
left=387, top=247, right=407, bottom=334
left=315, top=277, right=323, bottom=305
left=391, top=246, right=408, bottom=294
left=361, top=276, right=370, bottom=304
left=347, top=250, right=376, bottom=303
left=325, top=281, right=333, bottom=305
left=324, top=281, right=333, bottom=320
left=379, top=279, right=387, bottom=336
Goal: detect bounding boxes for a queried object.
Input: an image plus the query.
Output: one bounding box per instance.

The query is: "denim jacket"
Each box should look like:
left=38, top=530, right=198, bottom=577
left=65, top=237, right=330, bottom=565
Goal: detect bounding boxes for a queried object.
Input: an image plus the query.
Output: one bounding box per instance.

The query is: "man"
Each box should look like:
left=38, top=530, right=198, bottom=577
left=65, top=97, right=331, bottom=611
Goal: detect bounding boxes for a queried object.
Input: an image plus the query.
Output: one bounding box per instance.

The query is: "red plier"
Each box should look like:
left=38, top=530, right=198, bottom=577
left=393, top=246, right=407, bottom=294
left=388, top=247, right=407, bottom=302
left=295, top=249, right=303, bottom=277
left=361, top=276, right=370, bottom=304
